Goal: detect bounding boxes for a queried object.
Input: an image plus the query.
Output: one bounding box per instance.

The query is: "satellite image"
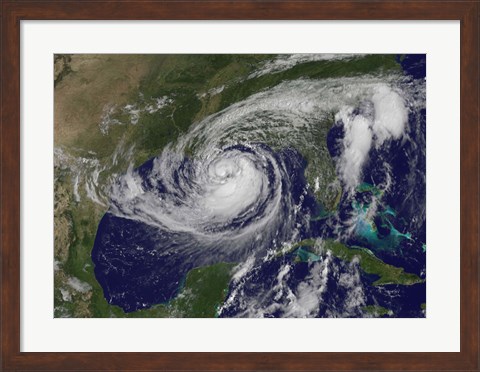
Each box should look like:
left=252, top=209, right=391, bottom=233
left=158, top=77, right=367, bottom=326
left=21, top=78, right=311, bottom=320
left=54, top=54, right=426, bottom=318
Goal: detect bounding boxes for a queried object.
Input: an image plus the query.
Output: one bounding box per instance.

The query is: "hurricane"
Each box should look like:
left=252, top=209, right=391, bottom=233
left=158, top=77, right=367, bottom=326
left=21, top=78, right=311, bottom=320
left=91, top=55, right=426, bottom=317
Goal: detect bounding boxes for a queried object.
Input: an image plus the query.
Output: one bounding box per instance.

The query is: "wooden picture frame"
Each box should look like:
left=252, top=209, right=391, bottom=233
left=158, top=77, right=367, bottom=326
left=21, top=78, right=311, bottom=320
left=1, top=1, right=478, bottom=370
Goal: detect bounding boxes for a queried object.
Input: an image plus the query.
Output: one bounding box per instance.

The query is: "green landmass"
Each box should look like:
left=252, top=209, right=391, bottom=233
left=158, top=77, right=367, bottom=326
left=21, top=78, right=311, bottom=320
left=362, top=305, right=393, bottom=317
left=356, top=182, right=383, bottom=197
left=420, top=303, right=426, bottom=310
left=124, top=262, right=236, bottom=318
left=284, top=239, right=423, bottom=286
left=326, top=240, right=423, bottom=285
left=274, top=238, right=318, bottom=258
left=218, top=54, right=401, bottom=111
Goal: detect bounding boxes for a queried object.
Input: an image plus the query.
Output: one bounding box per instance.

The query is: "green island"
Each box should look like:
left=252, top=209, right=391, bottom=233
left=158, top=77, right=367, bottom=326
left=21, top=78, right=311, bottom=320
left=362, top=305, right=393, bottom=317
left=356, top=182, right=383, bottom=197
left=283, top=239, right=423, bottom=286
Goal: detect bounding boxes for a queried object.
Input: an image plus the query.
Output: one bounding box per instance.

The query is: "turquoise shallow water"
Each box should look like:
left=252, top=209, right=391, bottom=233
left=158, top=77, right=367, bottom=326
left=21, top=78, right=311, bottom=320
left=352, top=199, right=412, bottom=253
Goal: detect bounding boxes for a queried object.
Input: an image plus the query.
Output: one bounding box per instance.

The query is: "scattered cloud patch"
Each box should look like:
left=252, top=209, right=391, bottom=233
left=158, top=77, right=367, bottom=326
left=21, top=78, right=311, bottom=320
left=99, top=95, right=173, bottom=135
left=67, top=276, right=92, bottom=293
left=248, top=54, right=362, bottom=79
left=99, top=104, right=122, bottom=135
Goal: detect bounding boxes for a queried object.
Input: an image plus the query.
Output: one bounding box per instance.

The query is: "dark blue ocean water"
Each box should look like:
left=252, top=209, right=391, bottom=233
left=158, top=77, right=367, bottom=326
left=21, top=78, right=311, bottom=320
left=92, top=145, right=318, bottom=312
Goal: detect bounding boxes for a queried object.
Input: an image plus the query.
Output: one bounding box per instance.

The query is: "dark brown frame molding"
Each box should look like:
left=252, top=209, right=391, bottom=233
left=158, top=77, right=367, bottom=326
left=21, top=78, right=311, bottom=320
left=1, top=1, right=479, bottom=371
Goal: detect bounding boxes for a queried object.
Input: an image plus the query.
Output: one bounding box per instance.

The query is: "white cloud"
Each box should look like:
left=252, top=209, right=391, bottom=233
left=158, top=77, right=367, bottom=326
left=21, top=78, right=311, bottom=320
left=67, top=277, right=92, bottom=293
left=371, top=85, right=408, bottom=146
left=248, top=54, right=362, bottom=79
left=335, top=84, right=409, bottom=190
left=336, top=107, right=373, bottom=190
